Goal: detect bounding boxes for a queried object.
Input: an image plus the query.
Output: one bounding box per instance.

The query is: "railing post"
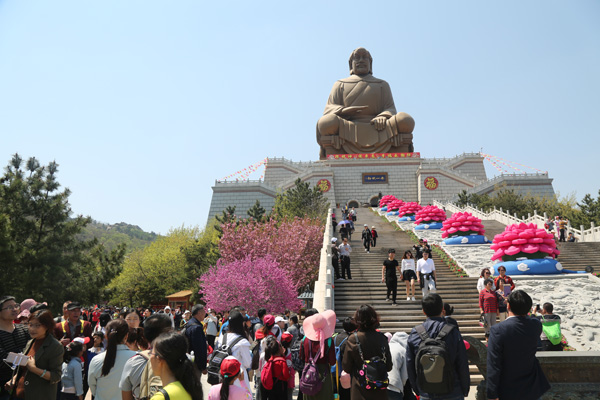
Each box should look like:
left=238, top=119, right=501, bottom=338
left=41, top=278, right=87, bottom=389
left=543, top=212, right=547, bottom=220
left=580, top=225, right=585, bottom=242
left=591, top=222, right=596, bottom=241
left=528, top=213, right=531, bottom=219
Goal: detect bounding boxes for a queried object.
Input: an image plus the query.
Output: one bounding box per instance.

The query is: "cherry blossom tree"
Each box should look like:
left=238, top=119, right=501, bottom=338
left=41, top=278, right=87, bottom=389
left=199, top=255, right=302, bottom=314
left=218, top=217, right=323, bottom=289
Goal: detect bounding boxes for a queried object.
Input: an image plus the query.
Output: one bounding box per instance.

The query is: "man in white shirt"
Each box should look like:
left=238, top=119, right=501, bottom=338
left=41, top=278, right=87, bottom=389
left=416, top=251, right=436, bottom=296
left=339, top=237, right=352, bottom=280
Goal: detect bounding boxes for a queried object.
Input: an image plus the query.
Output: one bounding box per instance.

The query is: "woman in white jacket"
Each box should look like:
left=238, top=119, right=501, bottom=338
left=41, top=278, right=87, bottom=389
left=214, top=310, right=252, bottom=389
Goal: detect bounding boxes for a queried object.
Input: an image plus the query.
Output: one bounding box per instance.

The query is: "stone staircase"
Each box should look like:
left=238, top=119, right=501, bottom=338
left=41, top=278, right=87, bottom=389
left=556, top=241, right=600, bottom=272
left=333, top=208, right=485, bottom=384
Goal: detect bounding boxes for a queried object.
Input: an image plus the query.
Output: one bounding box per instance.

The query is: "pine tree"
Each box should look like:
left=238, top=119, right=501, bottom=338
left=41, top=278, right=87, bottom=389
left=247, top=200, right=266, bottom=222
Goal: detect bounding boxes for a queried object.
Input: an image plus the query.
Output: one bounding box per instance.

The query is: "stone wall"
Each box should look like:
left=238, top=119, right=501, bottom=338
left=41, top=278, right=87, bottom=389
left=207, top=181, right=277, bottom=222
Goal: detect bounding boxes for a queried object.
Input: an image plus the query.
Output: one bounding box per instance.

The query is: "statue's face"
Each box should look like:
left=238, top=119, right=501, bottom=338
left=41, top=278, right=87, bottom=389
left=351, top=49, right=371, bottom=75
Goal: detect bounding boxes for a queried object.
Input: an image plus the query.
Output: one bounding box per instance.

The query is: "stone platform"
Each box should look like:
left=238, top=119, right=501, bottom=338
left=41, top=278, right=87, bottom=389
left=207, top=152, right=555, bottom=222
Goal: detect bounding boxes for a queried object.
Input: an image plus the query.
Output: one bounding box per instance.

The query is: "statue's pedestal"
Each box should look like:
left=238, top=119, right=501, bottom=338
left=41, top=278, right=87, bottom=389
left=207, top=152, right=555, bottom=222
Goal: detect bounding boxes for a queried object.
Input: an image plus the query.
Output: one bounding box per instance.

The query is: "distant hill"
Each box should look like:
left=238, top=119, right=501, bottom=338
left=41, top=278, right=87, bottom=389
left=79, top=220, right=159, bottom=253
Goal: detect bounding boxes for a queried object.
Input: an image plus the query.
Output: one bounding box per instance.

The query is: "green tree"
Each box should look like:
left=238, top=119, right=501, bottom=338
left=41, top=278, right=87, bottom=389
left=108, top=226, right=219, bottom=306
left=247, top=200, right=266, bottom=222
left=578, top=190, right=600, bottom=228
left=273, top=178, right=330, bottom=222
left=214, top=205, right=238, bottom=237
left=0, top=154, right=124, bottom=310
left=0, top=154, right=92, bottom=306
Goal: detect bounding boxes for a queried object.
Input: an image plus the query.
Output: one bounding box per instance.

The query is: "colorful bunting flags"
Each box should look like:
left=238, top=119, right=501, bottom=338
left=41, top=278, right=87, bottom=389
left=220, top=158, right=268, bottom=181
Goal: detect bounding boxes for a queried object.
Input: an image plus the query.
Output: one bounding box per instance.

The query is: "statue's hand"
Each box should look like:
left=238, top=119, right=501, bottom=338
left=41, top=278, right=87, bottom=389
left=339, top=105, right=368, bottom=117
left=371, top=116, right=387, bottom=131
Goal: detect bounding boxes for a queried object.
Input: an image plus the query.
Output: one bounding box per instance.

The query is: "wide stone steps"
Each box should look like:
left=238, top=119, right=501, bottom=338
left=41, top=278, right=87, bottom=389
left=333, top=208, right=487, bottom=385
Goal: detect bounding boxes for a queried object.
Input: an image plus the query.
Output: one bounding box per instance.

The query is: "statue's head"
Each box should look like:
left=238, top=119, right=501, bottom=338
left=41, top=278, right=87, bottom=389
left=348, top=47, right=372, bottom=76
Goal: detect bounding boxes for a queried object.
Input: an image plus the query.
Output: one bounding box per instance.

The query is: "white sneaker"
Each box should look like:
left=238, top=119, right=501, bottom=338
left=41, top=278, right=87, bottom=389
left=407, top=297, right=410, bottom=301
left=411, top=296, right=416, bottom=301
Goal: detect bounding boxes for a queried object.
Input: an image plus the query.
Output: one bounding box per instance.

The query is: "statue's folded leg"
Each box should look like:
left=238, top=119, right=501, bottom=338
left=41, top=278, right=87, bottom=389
left=393, top=112, right=415, bottom=133
left=317, top=114, right=340, bottom=136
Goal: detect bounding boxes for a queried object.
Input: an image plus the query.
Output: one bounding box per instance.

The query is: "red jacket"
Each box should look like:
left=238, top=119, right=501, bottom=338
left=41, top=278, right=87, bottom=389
left=479, top=289, right=499, bottom=314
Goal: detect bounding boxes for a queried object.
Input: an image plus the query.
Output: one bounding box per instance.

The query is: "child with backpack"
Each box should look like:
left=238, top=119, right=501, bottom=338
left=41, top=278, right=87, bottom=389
left=207, top=356, right=252, bottom=400
left=299, top=310, right=337, bottom=400
left=280, top=333, right=296, bottom=400
left=61, top=341, right=84, bottom=400
left=260, top=337, right=290, bottom=400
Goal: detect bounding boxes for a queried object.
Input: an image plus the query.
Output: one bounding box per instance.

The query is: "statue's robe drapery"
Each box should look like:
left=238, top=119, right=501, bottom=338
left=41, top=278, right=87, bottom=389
left=319, top=74, right=406, bottom=154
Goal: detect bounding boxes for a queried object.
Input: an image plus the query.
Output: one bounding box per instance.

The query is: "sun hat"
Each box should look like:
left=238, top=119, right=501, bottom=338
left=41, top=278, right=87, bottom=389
left=263, top=314, right=275, bottom=327
left=220, top=356, right=241, bottom=378
left=372, top=226, right=376, bottom=229
left=302, top=310, right=337, bottom=358
left=17, top=299, right=37, bottom=319
left=364, top=224, right=368, bottom=227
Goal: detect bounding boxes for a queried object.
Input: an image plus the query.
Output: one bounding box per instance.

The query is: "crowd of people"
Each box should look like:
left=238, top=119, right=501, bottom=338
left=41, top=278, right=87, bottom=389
left=1, top=286, right=561, bottom=400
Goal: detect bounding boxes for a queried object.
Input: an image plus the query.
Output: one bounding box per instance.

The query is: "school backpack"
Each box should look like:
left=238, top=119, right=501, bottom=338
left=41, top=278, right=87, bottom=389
left=299, top=340, right=328, bottom=396
left=290, top=337, right=305, bottom=372
left=354, top=332, right=389, bottom=390
left=207, top=333, right=244, bottom=385
left=541, top=316, right=562, bottom=345
left=137, top=351, right=163, bottom=400
left=251, top=339, right=261, bottom=370
left=330, top=333, right=348, bottom=375
left=414, top=324, right=455, bottom=395
left=260, top=356, right=288, bottom=390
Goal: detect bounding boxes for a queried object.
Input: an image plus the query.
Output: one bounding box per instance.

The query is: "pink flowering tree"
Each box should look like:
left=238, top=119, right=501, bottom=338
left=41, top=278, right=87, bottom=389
left=199, top=256, right=302, bottom=315
left=218, top=217, right=323, bottom=289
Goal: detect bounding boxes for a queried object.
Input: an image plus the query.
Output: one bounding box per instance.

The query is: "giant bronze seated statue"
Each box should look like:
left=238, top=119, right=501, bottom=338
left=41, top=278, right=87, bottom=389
left=316, top=47, right=415, bottom=160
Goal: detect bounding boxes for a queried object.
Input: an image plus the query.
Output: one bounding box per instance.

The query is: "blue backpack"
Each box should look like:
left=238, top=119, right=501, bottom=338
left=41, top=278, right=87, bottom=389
left=330, top=333, right=349, bottom=375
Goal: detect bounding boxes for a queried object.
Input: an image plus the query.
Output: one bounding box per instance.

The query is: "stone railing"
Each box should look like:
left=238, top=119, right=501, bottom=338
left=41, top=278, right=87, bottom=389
left=434, top=200, right=600, bottom=243
left=266, top=157, right=318, bottom=170
left=313, top=207, right=335, bottom=312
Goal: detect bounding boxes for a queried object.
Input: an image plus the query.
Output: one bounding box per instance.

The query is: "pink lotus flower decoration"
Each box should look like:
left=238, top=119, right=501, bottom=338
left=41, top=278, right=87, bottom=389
left=441, top=212, right=486, bottom=238
left=490, top=222, right=559, bottom=262
left=398, top=202, right=422, bottom=217
left=379, top=195, right=397, bottom=207
left=387, top=199, right=404, bottom=211
left=415, top=205, right=447, bottom=225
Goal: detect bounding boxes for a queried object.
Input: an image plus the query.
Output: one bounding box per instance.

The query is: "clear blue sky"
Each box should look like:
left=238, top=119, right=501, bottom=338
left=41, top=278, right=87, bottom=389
left=1, top=1, right=599, bottom=234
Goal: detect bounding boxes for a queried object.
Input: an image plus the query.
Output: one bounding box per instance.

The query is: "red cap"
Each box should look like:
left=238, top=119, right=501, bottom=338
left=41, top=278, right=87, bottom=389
left=263, top=314, right=275, bottom=327
left=220, top=356, right=241, bottom=378
left=281, top=332, right=293, bottom=344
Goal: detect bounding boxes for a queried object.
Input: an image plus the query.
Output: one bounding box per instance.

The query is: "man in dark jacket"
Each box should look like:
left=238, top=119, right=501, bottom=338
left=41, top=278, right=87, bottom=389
left=184, top=304, right=208, bottom=373
left=361, top=224, right=373, bottom=253
left=487, top=290, right=550, bottom=400
left=406, top=294, right=469, bottom=399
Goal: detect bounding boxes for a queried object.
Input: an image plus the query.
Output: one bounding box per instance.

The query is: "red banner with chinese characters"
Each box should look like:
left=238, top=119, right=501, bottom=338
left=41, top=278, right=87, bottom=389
left=327, top=153, right=420, bottom=160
